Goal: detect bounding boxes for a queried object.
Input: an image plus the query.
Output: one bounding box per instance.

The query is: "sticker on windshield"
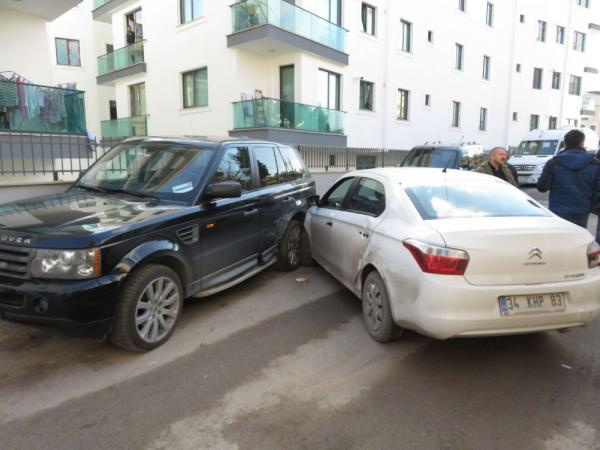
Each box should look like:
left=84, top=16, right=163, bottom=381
left=172, top=182, right=193, bottom=193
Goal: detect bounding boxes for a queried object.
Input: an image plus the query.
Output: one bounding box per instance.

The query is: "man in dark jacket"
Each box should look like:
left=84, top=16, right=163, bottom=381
left=475, top=147, right=518, bottom=186
left=537, top=129, right=600, bottom=228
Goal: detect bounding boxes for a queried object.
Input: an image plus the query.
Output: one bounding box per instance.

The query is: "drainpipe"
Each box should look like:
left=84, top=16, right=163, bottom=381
left=559, top=0, right=575, bottom=125
left=380, top=0, right=392, bottom=150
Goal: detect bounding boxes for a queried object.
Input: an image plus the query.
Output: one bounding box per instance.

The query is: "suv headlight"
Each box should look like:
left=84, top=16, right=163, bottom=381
left=31, top=248, right=101, bottom=279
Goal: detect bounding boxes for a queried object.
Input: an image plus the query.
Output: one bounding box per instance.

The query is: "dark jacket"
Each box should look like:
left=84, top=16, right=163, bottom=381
left=126, top=31, right=136, bottom=45
left=475, top=162, right=518, bottom=186
left=536, top=148, right=600, bottom=215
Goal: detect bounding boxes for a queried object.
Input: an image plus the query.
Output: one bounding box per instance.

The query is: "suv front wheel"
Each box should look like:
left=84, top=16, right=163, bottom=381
left=109, top=264, right=183, bottom=351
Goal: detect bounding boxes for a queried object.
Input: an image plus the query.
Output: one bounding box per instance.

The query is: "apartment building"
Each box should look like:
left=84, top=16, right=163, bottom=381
left=92, top=0, right=600, bottom=149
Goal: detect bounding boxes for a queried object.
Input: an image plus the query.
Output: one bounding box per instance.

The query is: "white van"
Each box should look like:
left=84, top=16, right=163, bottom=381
left=509, top=126, right=599, bottom=185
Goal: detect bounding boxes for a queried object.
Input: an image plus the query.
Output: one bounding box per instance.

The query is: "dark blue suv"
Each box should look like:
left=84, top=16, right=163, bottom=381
left=0, top=137, right=315, bottom=351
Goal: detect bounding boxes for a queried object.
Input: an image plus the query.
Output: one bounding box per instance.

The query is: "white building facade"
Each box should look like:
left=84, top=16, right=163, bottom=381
left=91, top=0, right=600, bottom=149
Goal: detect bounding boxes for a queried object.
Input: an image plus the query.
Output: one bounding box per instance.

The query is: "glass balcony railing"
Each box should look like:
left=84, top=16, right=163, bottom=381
left=93, top=0, right=111, bottom=9
left=98, top=40, right=145, bottom=77
left=101, top=116, right=147, bottom=139
left=231, top=0, right=346, bottom=52
left=233, top=98, right=344, bottom=134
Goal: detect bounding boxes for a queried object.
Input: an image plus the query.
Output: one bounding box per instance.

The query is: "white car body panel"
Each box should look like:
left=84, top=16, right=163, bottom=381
left=307, top=168, right=600, bottom=339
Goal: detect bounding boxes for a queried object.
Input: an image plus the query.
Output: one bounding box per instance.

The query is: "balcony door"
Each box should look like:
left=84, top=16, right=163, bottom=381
left=280, top=65, right=295, bottom=129
left=129, top=82, right=146, bottom=135
left=314, top=0, right=341, bottom=25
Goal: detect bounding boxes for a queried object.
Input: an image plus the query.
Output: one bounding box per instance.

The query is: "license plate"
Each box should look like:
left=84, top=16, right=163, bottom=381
left=498, top=292, right=567, bottom=317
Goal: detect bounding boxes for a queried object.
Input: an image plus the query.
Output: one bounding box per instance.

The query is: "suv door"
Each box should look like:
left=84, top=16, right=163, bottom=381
left=200, top=146, right=260, bottom=289
left=329, top=177, right=387, bottom=284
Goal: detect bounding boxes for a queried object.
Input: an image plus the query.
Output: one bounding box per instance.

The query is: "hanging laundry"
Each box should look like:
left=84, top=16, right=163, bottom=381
left=16, top=77, right=28, bottom=120
left=0, top=81, right=18, bottom=108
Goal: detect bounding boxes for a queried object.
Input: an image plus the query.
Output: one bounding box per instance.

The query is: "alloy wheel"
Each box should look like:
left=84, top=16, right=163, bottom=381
left=134, top=276, right=180, bottom=344
left=287, top=226, right=302, bottom=267
left=365, top=280, right=383, bottom=331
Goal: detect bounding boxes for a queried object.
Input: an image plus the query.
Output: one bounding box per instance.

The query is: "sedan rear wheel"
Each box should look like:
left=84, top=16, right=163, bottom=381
left=362, top=271, right=397, bottom=342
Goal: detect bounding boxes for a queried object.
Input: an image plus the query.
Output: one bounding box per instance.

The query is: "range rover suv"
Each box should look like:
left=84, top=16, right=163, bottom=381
left=0, top=137, right=315, bottom=351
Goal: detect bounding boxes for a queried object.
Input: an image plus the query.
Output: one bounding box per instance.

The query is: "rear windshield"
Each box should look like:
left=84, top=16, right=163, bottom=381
left=402, top=148, right=459, bottom=168
left=515, top=140, right=558, bottom=156
left=404, top=181, right=550, bottom=220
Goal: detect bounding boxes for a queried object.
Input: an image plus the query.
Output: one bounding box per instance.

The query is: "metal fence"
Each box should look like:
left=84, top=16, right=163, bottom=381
left=0, top=131, right=408, bottom=182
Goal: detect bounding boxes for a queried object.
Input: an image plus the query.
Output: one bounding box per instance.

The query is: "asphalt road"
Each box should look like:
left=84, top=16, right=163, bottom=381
left=0, top=174, right=599, bottom=449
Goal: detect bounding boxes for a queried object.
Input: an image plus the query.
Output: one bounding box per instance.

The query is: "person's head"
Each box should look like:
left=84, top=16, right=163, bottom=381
left=127, top=26, right=132, bottom=32
left=564, top=129, right=585, bottom=149
left=489, top=147, right=508, bottom=168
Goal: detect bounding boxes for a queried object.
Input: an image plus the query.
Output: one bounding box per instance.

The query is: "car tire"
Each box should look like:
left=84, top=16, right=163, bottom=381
left=299, top=228, right=316, bottom=267
left=361, top=271, right=399, bottom=342
left=276, top=220, right=303, bottom=271
left=109, top=264, right=183, bottom=352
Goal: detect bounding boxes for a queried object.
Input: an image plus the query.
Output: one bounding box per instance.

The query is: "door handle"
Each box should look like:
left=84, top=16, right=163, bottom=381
left=326, top=221, right=333, bottom=227
left=244, top=208, right=258, bottom=217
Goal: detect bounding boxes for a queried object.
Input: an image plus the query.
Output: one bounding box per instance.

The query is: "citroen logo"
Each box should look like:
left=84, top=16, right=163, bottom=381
left=529, top=248, right=543, bottom=260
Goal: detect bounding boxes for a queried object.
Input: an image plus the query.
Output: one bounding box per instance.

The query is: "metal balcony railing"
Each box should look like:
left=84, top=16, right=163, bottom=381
left=233, top=98, right=344, bottom=134
left=97, top=40, right=145, bottom=76
left=231, top=0, right=346, bottom=52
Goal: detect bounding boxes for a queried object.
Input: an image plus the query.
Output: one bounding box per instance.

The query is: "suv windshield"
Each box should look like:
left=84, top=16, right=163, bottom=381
left=76, top=142, right=216, bottom=204
left=405, top=180, right=550, bottom=220
left=515, top=140, right=558, bottom=156
left=402, top=148, right=459, bottom=169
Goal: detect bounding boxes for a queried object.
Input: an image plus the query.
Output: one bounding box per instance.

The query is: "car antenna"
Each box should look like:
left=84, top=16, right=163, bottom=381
left=442, top=158, right=451, bottom=173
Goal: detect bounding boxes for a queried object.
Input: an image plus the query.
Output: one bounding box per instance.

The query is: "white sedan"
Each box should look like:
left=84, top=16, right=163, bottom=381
left=305, top=168, right=600, bottom=342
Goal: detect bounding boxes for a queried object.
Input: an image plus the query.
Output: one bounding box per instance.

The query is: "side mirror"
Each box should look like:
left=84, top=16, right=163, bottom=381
left=309, top=195, right=320, bottom=206
left=205, top=181, right=242, bottom=200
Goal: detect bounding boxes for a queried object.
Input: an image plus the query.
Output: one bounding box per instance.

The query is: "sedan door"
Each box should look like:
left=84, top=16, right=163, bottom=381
left=308, top=177, right=356, bottom=271
left=328, top=177, right=387, bottom=284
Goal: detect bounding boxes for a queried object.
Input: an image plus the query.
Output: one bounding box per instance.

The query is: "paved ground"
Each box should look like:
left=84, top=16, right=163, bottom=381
left=0, top=173, right=599, bottom=449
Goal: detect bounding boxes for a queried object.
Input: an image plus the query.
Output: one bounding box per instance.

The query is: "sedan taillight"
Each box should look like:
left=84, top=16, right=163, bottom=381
left=587, top=241, right=600, bottom=268
left=403, top=239, right=469, bottom=276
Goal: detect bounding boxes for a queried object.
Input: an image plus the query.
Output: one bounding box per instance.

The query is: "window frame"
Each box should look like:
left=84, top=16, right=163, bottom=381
left=486, top=2, right=494, bottom=26
left=532, top=68, right=543, bottom=89
left=180, top=0, right=204, bottom=24
left=359, top=79, right=375, bottom=111
left=482, top=55, right=491, bottom=80
left=361, top=3, right=376, bottom=36
left=319, top=177, right=357, bottom=210
left=548, top=116, right=557, bottom=130
left=479, top=107, right=487, bottom=131
left=182, top=67, right=209, bottom=109
left=452, top=101, right=461, bottom=128
left=569, top=75, right=582, bottom=96
left=458, top=0, right=466, bottom=12
left=211, top=146, right=253, bottom=192
left=573, top=31, right=586, bottom=52
left=55, top=37, right=81, bottom=67
left=552, top=71, right=561, bottom=90
left=556, top=25, right=565, bottom=44
left=400, top=19, right=412, bottom=53
left=455, top=43, right=464, bottom=71
left=397, top=89, right=410, bottom=121
left=529, top=114, right=540, bottom=131
left=346, top=177, right=387, bottom=217
left=537, top=20, right=547, bottom=42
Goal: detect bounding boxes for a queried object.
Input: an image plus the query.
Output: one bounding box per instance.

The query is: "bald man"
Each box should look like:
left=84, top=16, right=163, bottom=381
left=475, top=147, right=518, bottom=186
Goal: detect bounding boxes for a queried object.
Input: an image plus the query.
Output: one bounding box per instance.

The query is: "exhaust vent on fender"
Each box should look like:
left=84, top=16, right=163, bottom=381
left=176, top=225, right=199, bottom=245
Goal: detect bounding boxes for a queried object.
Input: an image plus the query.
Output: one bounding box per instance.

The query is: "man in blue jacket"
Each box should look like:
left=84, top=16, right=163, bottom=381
left=537, top=129, right=600, bottom=228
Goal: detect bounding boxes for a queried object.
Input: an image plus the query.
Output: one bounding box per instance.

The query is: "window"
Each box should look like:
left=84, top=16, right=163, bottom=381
left=318, top=69, right=341, bottom=110
left=452, top=101, right=461, bottom=127
left=486, top=3, right=494, bottom=26
left=479, top=107, right=487, bottom=131
left=548, top=116, right=557, bottom=130
left=212, top=147, right=251, bottom=191
left=458, top=0, right=466, bottom=12
left=556, top=26, right=565, bottom=44
left=530, top=114, right=540, bottom=130
left=361, top=3, right=376, bottom=35
left=569, top=75, right=582, bottom=95
left=425, top=94, right=431, bottom=106
left=427, top=30, right=434, bottom=43
left=482, top=55, right=491, bottom=80
left=130, top=82, right=146, bottom=116
left=400, top=20, right=412, bottom=52
left=513, top=112, right=518, bottom=121
left=516, top=63, right=521, bottom=72
left=455, top=43, right=464, bottom=70
left=578, top=0, right=590, bottom=7
left=574, top=32, right=586, bottom=52
left=182, top=68, right=208, bottom=108
left=278, top=146, right=306, bottom=181
left=537, top=20, right=546, bottom=42
left=520, top=14, right=525, bottom=23
left=180, top=0, right=203, bottom=23
left=254, top=146, right=279, bottom=186
left=533, top=68, right=543, bottom=89
left=552, top=71, right=561, bottom=89
left=55, top=38, right=80, bottom=66
left=359, top=80, right=374, bottom=111
left=397, top=89, right=409, bottom=120
left=348, top=178, right=386, bottom=216
left=322, top=177, right=355, bottom=209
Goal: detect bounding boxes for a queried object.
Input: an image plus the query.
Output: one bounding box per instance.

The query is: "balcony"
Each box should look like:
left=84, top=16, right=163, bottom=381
left=97, top=41, right=146, bottom=85
left=229, top=98, right=346, bottom=146
left=93, top=0, right=136, bottom=22
left=228, top=0, right=348, bottom=65
left=100, top=116, right=148, bottom=139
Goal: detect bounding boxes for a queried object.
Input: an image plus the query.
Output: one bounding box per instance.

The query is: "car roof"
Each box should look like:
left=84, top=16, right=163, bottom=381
left=121, top=136, right=283, bottom=147
left=344, top=167, right=503, bottom=185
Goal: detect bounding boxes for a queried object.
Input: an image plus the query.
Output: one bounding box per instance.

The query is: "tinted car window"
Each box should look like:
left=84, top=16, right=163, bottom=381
left=254, top=146, right=279, bottom=186
left=321, top=177, right=355, bottom=209
left=211, top=147, right=252, bottom=191
left=348, top=178, right=386, bottom=216
left=403, top=148, right=459, bottom=168
left=515, top=140, right=558, bottom=156
left=278, top=146, right=306, bottom=181
left=404, top=180, right=550, bottom=220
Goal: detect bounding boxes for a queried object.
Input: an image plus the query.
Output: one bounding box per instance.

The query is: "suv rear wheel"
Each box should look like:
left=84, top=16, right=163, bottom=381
left=275, top=220, right=303, bottom=271
left=109, top=264, right=183, bottom=351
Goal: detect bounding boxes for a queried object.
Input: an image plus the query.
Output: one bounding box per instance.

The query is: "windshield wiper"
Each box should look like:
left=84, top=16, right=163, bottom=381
left=76, top=183, right=106, bottom=194
left=100, top=186, right=158, bottom=200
